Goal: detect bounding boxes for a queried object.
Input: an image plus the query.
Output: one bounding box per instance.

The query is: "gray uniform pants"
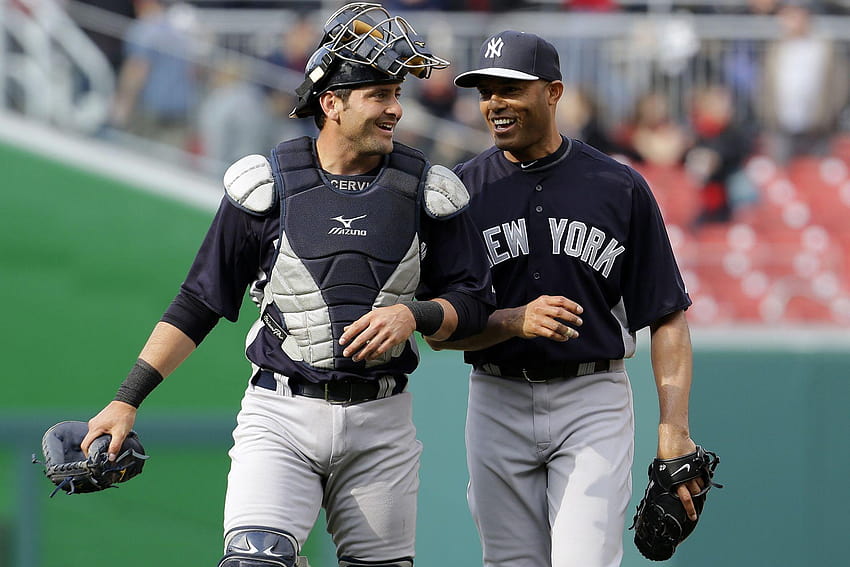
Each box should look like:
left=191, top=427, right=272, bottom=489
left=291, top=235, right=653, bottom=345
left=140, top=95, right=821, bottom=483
left=466, top=363, right=633, bottom=567
left=223, top=375, right=422, bottom=562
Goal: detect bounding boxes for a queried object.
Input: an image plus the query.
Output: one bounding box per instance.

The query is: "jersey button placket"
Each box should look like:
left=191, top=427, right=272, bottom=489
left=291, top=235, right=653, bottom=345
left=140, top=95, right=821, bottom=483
left=529, top=182, right=546, bottom=284
left=532, top=183, right=544, bottom=213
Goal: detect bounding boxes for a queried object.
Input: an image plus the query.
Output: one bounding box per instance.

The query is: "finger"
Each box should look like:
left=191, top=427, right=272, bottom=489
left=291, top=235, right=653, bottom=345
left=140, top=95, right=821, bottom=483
left=693, top=476, right=705, bottom=492
left=345, top=330, right=378, bottom=360
left=341, top=322, right=372, bottom=356
left=362, top=336, right=392, bottom=361
left=342, top=335, right=369, bottom=360
left=677, top=484, right=698, bottom=521
left=80, top=430, right=99, bottom=457
left=561, top=325, right=579, bottom=340
left=547, top=324, right=575, bottom=342
left=108, top=433, right=128, bottom=462
left=363, top=330, right=400, bottom=361
left=339, top=318, right=369, bottom=346
left=82, top=418, right=110, bottom=456
left=555, top=307, right=583, bottom=327
left=351, top=338, right=376, bottom=361
left=551, top=296, right=584, bottom=314
left=543, top=317, right=580, bottom=341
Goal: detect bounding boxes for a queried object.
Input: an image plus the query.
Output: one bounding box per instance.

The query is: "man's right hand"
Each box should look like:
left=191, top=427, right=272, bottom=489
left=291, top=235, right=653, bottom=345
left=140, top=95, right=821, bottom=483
left=425, top=294, right=583, bottom=352
left=81, top=400, right=138, bottom=461
left=515, top=295, right=583, bottom=341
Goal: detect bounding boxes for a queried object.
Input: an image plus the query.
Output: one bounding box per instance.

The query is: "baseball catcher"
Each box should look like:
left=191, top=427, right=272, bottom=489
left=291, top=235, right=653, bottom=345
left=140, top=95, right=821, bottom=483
left=37, top=420, right=148, bottom=497
left=631, top=445, right=722, bottom=561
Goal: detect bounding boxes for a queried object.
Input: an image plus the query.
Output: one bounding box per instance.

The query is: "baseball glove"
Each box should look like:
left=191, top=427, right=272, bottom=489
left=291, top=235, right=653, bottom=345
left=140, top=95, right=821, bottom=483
left=630, top=445, right=722, bottom=561
left=38, top=420, right=149, bottom=497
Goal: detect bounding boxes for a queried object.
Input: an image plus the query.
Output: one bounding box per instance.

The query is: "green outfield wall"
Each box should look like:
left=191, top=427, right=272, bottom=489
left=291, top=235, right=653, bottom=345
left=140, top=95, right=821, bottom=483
left=2, top=141, right=849, bottom=567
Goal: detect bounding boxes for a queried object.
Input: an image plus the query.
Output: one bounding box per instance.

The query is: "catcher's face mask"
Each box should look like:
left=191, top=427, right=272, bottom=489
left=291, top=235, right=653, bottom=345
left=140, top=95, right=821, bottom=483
left=290, top=2, right=449, bottom=118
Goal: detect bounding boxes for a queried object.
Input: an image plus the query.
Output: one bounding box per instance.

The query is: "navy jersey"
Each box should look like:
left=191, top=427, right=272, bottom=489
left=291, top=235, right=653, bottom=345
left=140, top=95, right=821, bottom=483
left=174, top=168, right=494, bottom=383
left=455, top=138, right=691, bottom=367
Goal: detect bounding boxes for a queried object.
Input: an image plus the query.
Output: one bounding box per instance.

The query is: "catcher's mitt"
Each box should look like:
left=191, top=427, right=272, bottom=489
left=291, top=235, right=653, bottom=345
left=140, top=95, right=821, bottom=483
left=37, top=420, right=149, bottom=497
left=630, top=445, right=722, bottom=561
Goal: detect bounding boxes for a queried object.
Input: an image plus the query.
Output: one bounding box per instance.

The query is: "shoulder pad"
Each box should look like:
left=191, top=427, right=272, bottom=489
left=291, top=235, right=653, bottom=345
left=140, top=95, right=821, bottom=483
left=423, top=165, right=469, bottom=219
left=223, top=155, right=275, bottom=214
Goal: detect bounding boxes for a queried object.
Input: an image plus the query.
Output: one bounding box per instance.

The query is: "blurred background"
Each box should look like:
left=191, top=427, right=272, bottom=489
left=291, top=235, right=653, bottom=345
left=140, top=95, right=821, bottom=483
left=1, top=0, right=849, bottom=566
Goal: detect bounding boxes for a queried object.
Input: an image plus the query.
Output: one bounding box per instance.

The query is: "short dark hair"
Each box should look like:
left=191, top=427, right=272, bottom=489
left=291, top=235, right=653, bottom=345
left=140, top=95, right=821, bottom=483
left=314, top=88, right=353, bottom=129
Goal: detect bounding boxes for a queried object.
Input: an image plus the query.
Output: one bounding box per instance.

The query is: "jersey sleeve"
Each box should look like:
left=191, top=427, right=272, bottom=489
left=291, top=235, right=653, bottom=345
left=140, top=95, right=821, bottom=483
left=416, top=208, right=496, bottom=333
left=176, top=196, right=267, bottom=323
left=621, top=169, right=692, bottom=332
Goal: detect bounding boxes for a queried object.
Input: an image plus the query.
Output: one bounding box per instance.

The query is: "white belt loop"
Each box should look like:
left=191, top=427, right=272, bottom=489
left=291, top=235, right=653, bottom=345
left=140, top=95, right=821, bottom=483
left=377, top=376, right=395, bottom=398
left=280, top=374, right=295, bottom=397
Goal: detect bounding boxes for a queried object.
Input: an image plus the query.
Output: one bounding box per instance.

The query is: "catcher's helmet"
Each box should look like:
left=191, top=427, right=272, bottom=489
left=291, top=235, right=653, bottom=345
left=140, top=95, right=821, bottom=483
left=290, top=2, right=449, bottom=118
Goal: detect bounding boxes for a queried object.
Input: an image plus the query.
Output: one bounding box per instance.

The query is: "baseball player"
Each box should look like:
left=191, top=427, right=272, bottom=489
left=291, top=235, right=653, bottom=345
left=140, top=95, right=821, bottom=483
left=428, top=31, right=701, bottom=567
left=80, top=4, right=494, bottom=566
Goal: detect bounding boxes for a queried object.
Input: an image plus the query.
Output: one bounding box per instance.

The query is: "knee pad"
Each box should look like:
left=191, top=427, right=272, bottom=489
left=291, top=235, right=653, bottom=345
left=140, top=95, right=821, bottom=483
left=218, top=527, right=298, bottom=567
left=339, top=559, right=413, bottom=567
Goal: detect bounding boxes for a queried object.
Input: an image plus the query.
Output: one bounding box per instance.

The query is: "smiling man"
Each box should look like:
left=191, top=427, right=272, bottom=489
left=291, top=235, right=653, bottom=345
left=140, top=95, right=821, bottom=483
left=428, top=31, right=704, bottom=567
left=80, top=4, right=494, bottom=567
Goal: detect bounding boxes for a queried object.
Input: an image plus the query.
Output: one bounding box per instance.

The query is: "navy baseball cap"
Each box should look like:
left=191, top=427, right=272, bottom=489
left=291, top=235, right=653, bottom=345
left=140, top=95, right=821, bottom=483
left=454, top=30, right=562, bottom=88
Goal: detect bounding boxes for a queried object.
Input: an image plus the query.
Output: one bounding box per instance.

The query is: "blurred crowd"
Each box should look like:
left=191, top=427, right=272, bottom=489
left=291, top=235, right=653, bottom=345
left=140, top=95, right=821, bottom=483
left=56, top=0, right=850, bottom=232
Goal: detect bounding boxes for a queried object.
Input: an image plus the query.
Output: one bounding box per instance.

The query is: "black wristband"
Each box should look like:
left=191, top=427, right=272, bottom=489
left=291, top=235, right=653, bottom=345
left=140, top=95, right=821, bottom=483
left=114, top=359, right=164, bottom=408
left=401, top=300, right=444, bottom=336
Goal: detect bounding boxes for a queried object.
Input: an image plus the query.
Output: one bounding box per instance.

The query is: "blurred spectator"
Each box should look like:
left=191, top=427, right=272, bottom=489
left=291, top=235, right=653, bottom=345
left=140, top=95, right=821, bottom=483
left=197, top=60, right=271, bottom=178
left=110, top=0, right=199, bottom=150
left=746, top=0, right=782, bottom=14
left=557, top=84, right=620, bottom=155
left=265, top=14, right=318, bottom=75
left=382, top=0, right=459, bottom=9
left=396, top=67, right=468, bottom=165
left=614, top=90, right=691, bottom=166
left=684, top=84, right=758, bottom=225
left=262, top=14, right=320, bottom=145
left=720, top=0, right=781, bottom=127
left=562, top=0, right=619, bottom=11
left=465, top=0, right=528, bottom=11
left=201, top=1, right=318, bottom=7
left=74, top=0, right=137, bottom=73
left=417, top=66, right=457, bottom=118
left=758, top=2, right=850, bottom=163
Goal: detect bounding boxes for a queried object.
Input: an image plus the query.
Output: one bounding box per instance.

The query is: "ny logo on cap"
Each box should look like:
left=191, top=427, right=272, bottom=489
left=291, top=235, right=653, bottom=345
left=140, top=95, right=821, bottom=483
left=485, top=36, right=504, bottom=59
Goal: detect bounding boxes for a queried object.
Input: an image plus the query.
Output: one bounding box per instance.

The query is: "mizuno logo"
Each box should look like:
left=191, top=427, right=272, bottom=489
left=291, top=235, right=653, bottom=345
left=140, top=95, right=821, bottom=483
left=672, top=463, right=691, bottom=477
left=331, top=214, right=366, bottom=228
left=329, top=214, right=367, bottom=236
left=231, top=539, right=287, bottom=558
left=485, top=37, right=504, bottom=59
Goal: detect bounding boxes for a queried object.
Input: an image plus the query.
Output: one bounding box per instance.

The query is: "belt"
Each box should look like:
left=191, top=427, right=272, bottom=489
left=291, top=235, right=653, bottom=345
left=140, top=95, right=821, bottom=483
left=253, top=370, right=405, bottom=404
left=476, top=360, right=616, bottom=382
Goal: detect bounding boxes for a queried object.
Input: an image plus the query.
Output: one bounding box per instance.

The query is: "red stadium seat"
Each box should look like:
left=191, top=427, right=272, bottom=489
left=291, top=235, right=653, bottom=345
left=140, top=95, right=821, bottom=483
left=671, top=154, right=850, bottom=324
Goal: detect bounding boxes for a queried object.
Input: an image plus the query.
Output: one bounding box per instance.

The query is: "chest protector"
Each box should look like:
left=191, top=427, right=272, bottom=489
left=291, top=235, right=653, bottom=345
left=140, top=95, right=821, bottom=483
left=263, top=137, right=427, bottom=370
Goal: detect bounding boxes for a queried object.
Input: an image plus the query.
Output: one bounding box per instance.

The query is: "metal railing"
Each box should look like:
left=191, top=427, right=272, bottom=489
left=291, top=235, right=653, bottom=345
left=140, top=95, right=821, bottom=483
left=1, top=0, right=115, bottom=133
left=2, top=2, right=849, bottom=176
